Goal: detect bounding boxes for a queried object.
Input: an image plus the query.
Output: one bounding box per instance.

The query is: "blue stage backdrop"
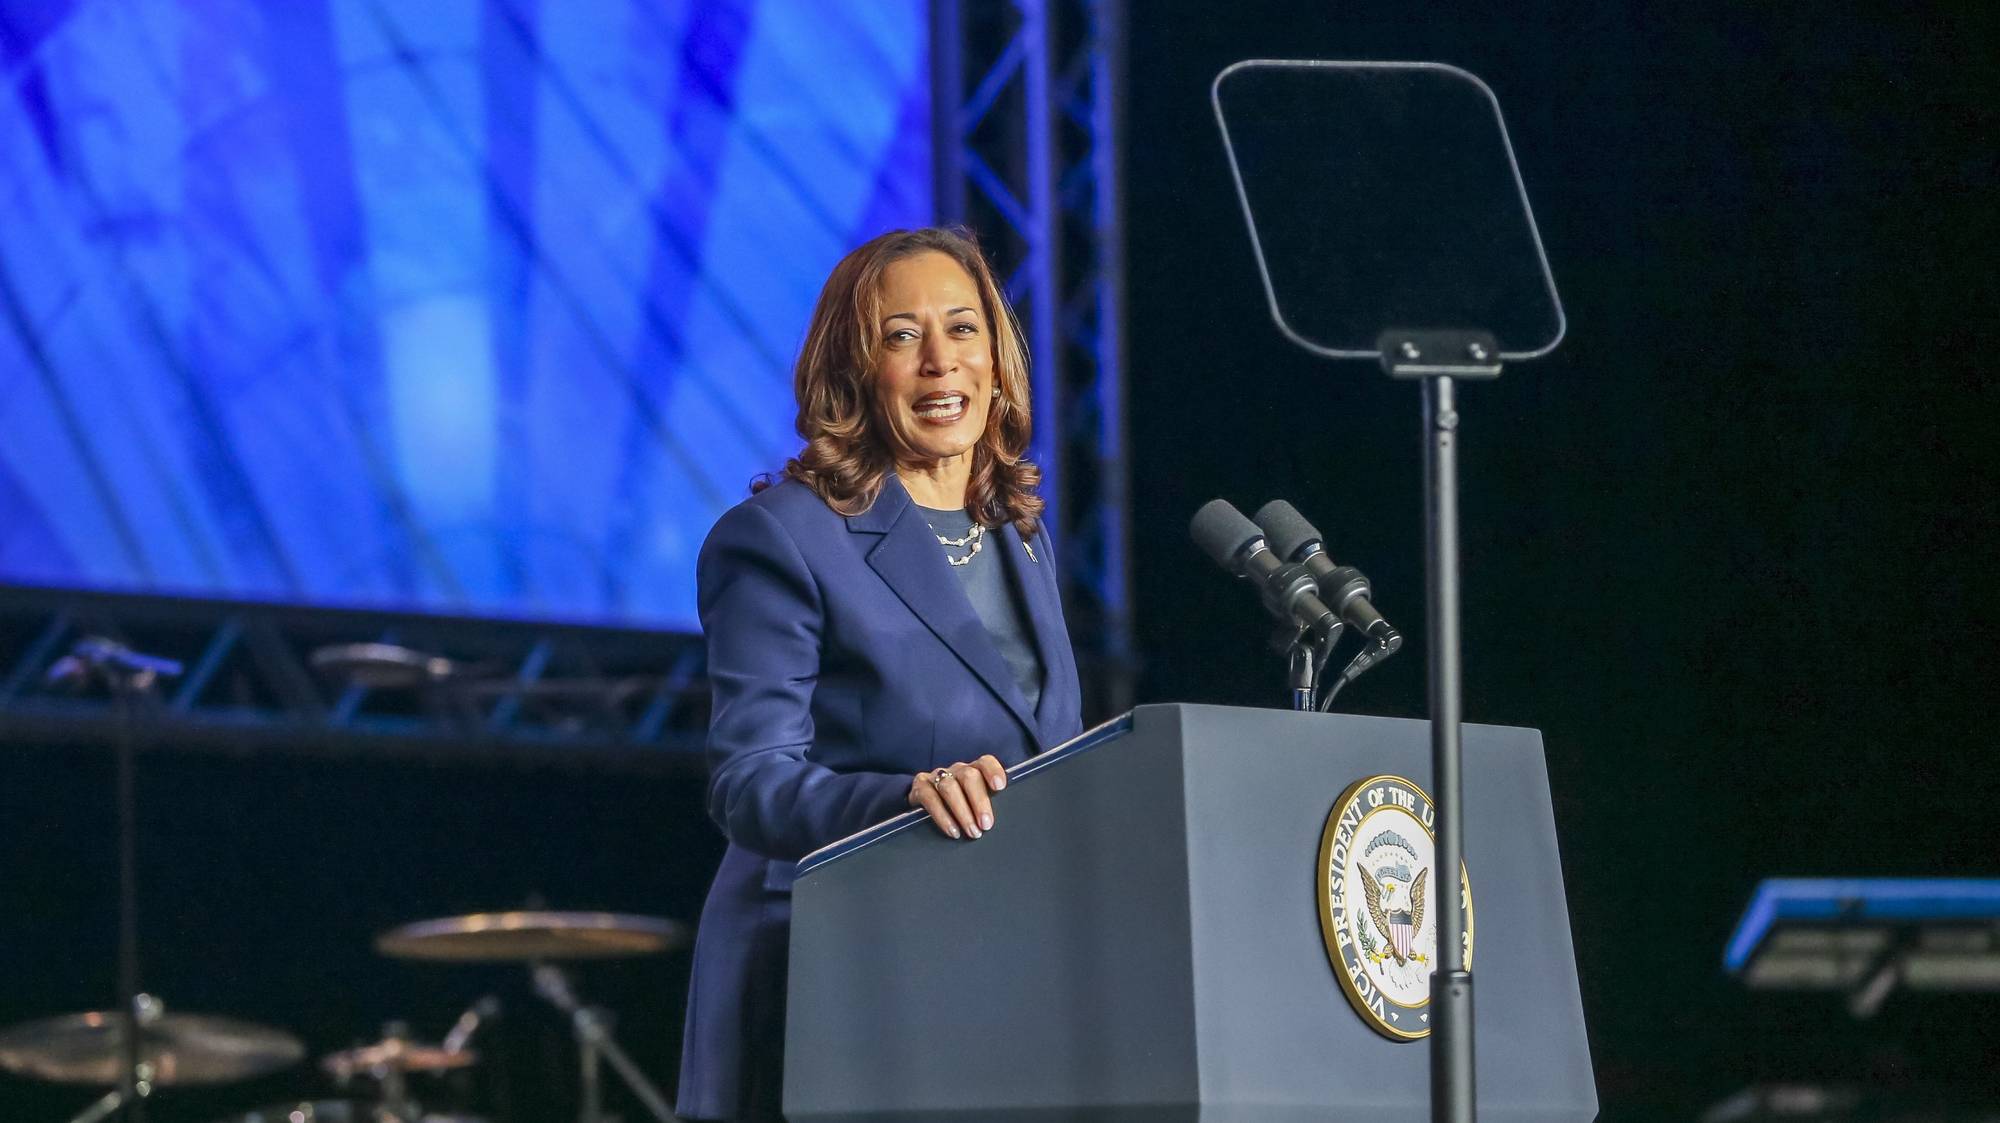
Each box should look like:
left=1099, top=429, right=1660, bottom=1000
left=0, top=0, right=931, bottom=630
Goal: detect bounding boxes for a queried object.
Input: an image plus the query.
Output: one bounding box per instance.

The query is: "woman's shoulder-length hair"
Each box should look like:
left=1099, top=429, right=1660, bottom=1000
left=757, top=226, right=1044, bottom=540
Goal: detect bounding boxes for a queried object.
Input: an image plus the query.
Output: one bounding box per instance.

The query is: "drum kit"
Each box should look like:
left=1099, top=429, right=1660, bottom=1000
left=21, top=640, right=693, bottom=1122
left=0, top=911, right=689, bottom=1123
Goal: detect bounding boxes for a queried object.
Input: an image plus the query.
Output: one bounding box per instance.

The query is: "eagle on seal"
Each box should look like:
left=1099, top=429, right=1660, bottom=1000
left=1360, top=864, right=1428, bottom=965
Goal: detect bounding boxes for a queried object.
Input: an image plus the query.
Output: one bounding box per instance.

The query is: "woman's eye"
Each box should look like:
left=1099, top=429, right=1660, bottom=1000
left=951, top=322, right=978, bottom=334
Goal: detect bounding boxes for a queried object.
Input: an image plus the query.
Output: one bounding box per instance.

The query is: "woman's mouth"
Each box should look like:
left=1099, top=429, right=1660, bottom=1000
left=913, top=392, right=968, bottom=424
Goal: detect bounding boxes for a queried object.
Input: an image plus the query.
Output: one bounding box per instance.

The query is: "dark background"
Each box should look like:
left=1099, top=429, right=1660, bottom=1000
left=1125, top=0, right=1999, bottom=1116
left=5, top=1, right=1998, bottom=1119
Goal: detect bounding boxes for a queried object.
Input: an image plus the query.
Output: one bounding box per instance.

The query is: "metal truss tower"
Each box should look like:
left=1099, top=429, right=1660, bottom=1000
left=932, top=0, right=1133, bottom=717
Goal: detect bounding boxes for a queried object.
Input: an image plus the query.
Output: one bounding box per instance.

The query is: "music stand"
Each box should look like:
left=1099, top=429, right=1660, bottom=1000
left=1212, top=59, right=1567, bottom=1123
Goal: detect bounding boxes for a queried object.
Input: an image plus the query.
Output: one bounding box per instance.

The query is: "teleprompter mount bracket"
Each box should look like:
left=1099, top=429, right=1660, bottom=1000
left=1378, top=329, right=1504, bottom=380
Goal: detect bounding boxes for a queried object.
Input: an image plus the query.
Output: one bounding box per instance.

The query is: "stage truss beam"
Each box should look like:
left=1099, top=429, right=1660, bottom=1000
left=0, top=585, right=708, bottom=772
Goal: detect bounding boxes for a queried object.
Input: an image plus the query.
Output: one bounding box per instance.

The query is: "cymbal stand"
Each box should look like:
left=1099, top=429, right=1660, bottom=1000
left=48, top=641, right=181, bottom=1122
left=376, top=1021, right=418, bottom=1123
left=57, top=969, right=166, bottom=1123
left=530, top=964, right=675, bottom=1123
left=68, top=1088, right=125, bottom=1123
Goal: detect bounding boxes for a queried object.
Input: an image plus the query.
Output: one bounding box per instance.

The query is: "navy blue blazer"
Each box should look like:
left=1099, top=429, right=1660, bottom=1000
left=677, top=475, right=1083, bottom=1121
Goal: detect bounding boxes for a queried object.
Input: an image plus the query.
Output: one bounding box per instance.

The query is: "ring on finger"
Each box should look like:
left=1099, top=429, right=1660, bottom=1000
left=929, top=767, right=955, bottom=787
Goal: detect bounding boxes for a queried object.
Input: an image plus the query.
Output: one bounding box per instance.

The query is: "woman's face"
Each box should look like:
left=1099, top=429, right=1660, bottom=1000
left=870, top=251, right=996, bottom=467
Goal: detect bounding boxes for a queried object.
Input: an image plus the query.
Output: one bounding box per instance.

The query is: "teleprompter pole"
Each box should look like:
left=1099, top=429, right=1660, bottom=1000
left=1423, top=374, right=1473, bottom=1123
left=1384, top=329, right=1500, bottom=1123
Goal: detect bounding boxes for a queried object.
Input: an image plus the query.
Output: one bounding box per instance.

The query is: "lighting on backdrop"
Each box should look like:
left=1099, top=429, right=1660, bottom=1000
left=0, top=0, right=931, bottom=628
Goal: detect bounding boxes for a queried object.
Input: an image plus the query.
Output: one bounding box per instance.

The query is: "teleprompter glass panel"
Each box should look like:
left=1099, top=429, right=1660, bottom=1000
left=1212, top=61, right=1564, bottom=359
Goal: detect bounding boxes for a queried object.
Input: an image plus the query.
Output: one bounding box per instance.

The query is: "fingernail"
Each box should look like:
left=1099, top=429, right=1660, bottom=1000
left=968, top=825, right=982, bottom=839
left=946, top=825, right=960, bottom=839
left=993, top=774, right=1005, bottom=789
left=979, top=812, right=993, bottom=831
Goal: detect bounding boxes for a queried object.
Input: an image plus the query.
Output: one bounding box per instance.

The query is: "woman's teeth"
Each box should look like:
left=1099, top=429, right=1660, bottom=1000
left=914, top=394, right=967, bottom=421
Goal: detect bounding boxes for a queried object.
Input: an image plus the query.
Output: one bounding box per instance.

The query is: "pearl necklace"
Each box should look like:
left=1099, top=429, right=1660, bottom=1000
left=937, top=522, right=985, bottom=566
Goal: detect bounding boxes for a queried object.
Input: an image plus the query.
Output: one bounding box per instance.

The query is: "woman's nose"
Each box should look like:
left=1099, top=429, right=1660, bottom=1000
left=920, top=329, right=953, bottom=375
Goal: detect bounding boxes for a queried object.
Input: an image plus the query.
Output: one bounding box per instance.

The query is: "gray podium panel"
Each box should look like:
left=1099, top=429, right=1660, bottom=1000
left=785, top=704, right=1594, bottom=1122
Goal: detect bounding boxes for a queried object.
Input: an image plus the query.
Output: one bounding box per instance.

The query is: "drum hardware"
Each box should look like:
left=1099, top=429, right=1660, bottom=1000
left=376, top=911, right=687, bottom=1123
left=322, top=1033, right=482, bottom=1083
left=235, top=1000, right=495, bottom=1123
left=0, top=1001, right=305, bottom=1122
left=42, top=639, right=186, bottom=1122
left=437, top=995, right=499, bottom=1057
left=318, top=1019, right=478, bottom=1123
left=531, top=964, right=675, bottom=1123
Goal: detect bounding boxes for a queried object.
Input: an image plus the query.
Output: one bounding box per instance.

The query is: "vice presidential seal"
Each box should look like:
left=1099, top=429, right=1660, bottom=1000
left=1317, top=774, right=1473, bottom=1041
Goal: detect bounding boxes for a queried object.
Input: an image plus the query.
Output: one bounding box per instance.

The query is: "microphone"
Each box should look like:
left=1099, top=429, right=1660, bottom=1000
left=1190, top=499, right=1341, bottom=644
left=1253, top=500, right=1404, bottom=655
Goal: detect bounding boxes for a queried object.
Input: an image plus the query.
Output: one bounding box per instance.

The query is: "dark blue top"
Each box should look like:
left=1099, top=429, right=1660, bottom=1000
left=917, top=502, right=1044, bottom=715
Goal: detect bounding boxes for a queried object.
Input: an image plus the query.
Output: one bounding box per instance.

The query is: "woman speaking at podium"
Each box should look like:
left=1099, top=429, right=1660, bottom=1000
left=676, top=227, right=1084, bottom=1122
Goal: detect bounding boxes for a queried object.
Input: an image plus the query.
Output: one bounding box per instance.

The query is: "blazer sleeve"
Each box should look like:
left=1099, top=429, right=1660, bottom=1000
left=697, top=501, right=912, bottom=860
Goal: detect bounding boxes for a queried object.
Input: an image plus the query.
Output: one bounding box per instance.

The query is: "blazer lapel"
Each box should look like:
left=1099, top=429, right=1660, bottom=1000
left=999, top=521, right=1069, bottom=742
left=849, top=480, right=1039, bottom=740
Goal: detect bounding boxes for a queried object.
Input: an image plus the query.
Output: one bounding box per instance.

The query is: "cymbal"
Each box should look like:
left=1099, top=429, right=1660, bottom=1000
left=321, top=1039, right=476, bottom=1080
left=375, top=911, right=689, bottom=962
left=0, top=1010, right=304, bottom=1086
left=309, top=643, right=464, bottom=689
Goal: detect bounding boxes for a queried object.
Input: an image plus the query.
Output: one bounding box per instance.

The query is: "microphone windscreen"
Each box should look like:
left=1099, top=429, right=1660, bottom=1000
left=1254, top=499, right=1321, bottom=561
left=1190, top=499, right=1261, bottom=570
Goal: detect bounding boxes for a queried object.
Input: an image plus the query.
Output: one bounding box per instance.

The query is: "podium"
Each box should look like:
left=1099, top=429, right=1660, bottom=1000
left=785, top=704, right=1594, bottom=1121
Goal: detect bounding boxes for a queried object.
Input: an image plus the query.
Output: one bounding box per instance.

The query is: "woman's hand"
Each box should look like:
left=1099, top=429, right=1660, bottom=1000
left=907, top=755, right=1008, bottom=840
